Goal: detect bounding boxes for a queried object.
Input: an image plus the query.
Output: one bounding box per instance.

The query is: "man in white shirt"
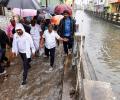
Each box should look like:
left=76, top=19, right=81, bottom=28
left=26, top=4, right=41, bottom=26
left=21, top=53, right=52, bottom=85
left=12, top=23, right=35, bottom=85
left=41, top=24, right=68, bottom=71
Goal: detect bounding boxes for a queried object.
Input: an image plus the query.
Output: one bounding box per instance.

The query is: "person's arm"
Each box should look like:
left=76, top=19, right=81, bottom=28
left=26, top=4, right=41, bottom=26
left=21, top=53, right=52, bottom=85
left=57, top=19, right=63, bottom=36
left=6, top=25, right=11, bottom=39
left=3, top=31, right=10, bottom=47
left=12, top=34, right=18, bottom=57
left=55, top=32, right=68, bottom=42
left=73, top=18, right=76, bottom=33
left=29, top=35, right=35, bottom=55
left=40, top=33, right=45, bottom=48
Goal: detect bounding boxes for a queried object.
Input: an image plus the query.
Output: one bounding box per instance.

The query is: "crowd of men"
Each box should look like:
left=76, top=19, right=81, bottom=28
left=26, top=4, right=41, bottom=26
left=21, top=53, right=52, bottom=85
left=0, top=10, right=76, bottom=85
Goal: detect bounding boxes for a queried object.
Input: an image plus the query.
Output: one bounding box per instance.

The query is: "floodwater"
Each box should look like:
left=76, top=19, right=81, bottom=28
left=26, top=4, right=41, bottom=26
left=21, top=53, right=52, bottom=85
left=75, top=10, right=120, bottom=99
left=0, top=46, right=64, bottom=100
left=0, top=10, right=76, bottom=100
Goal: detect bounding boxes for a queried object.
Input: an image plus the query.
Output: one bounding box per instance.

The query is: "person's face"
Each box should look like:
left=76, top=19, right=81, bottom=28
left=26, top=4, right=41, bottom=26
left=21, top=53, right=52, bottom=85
left=16, top=29, right=23, bottom=36
left=48, top=26, right=53, bottom=33
left=31, top=21, right=35, bottom=26
left=64, top=13, right=69, bottom=19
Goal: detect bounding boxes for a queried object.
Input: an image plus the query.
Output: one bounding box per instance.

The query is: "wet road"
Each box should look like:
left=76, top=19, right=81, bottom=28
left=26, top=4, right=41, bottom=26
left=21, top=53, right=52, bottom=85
left=75, top=10, right=120, bottom=99
left=0, top=46, right=64, bottom=100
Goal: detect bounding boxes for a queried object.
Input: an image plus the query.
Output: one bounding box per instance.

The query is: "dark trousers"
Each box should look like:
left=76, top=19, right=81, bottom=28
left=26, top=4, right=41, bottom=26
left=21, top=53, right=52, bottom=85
left=45, top=47, right=55, bottom=67
left=63, top=36, right=74, bottom=54
left=19, top=53, right=31, bottom=82
left=10, top=38, right=13, bottom=48
left=0, top=65, right=4, bottom=73
left=1, top=49, right=8, bottom=63
left=0, top=49, right=4, bottom=73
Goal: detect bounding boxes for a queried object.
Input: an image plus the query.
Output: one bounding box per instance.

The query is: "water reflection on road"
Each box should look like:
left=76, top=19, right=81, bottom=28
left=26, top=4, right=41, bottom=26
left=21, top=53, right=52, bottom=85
left=75, top=10, right=120, bottom=98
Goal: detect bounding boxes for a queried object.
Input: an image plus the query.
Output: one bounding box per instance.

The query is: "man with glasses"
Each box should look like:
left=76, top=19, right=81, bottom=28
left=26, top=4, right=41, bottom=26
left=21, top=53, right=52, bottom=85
left=12, top=23, right=35, bottom=85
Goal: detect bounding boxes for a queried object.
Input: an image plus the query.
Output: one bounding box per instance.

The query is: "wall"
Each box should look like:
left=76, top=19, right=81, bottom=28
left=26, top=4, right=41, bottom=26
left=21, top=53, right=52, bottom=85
left=108, top=0, right=120, bottom=13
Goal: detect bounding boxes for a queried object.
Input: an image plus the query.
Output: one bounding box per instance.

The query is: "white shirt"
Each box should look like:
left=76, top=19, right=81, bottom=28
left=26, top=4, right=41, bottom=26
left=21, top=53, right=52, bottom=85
left=17, top=35, right=26, bottom=53
left=12, top=32, right=35, bottom=58
left=30, top=24, right=41, bottom=39
left=43, top=30, right=60, bottom=49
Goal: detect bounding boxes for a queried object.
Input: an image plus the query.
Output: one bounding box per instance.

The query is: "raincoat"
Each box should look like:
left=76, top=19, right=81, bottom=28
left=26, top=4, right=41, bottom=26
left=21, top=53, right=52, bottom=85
left=12, top=23, right=35, bottom=58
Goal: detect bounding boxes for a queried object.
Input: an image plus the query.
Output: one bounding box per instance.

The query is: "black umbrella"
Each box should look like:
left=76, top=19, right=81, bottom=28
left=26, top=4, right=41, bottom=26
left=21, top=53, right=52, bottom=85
left=38, top=6, right=54, bottom=14
left=0, top=0, right=9, bottom=6
left=7, top=0, right=40, bottom=9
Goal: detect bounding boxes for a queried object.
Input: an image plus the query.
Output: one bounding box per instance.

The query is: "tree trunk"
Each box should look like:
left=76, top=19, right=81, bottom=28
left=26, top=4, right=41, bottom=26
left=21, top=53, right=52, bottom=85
left=0, top=5, right=3, bottom=15
left=46, top=0, right=48, bottom=7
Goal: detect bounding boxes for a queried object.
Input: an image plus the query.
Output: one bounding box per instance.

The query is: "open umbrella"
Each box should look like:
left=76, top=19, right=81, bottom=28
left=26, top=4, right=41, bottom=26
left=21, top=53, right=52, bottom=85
left=51, top=15, right=63, bottom=25
left=54, top=4, right=72, bottom=15
left=38, top=6, right=54, bottom=14
left=7, top=0, right=40, bottom=9
left=6, top=0, right=40, bottom=17
left=12, top=8, right=37, bottom=17
left=0, top=0, right=9, bottom=6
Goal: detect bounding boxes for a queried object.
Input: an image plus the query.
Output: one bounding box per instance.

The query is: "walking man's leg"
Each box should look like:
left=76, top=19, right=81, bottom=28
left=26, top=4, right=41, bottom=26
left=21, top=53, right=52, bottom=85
left=63, top=42, right=68, bottom=55
left=50, top=47, right=55, bottom=68
left=68, top=37, right=74, bottom=54
left=28, top=58, right=31, bottom=69
left=1, top=49, right=10, bottom=66
left=44, top=47, right=49, bottom=57
left=19, top=53, right=29, bottom=85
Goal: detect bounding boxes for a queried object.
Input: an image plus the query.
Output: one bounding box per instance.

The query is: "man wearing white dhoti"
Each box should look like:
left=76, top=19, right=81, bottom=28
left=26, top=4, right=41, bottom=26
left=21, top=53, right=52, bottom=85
left=30, top=19, right=42, bottom=56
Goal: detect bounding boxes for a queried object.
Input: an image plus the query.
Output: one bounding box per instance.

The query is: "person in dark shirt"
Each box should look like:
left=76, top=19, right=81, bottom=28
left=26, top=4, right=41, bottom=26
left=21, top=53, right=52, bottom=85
left=12, top=19, right=31, bottom=34
left=0, top=29, right=10, bottom=74
left=58, top=10, right=76, bottom=56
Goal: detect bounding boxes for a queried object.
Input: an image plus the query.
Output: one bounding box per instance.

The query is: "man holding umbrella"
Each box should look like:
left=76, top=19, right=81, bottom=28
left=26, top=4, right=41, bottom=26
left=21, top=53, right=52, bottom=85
left=58, top=10, right=76, bottom=56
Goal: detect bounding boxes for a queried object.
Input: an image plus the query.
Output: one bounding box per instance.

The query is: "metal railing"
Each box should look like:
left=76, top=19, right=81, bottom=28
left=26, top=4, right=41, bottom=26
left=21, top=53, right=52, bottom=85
left=73, top=33, right=116, bottom=100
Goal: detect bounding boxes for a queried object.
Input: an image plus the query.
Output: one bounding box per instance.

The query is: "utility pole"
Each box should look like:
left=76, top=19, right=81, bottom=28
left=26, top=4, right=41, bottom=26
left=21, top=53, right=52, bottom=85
left=46, top=0, right=48, bottom=7
left=72, top=0, right=75, bottom=8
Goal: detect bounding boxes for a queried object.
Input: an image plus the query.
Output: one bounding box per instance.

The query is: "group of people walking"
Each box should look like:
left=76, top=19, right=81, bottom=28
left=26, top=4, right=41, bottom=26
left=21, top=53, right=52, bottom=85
left=0, top=10, right=76, bottom=85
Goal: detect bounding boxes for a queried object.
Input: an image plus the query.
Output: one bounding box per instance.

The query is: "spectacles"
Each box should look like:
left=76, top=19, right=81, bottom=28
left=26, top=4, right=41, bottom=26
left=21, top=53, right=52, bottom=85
left=16, top=29, right=22, bottom=33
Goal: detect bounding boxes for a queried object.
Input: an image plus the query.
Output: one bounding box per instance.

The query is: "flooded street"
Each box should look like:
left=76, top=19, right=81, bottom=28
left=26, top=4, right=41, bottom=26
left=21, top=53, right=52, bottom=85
left=0, top=8, right=120, bottom=99
left=0, top=46, right=64, bottom=100
left=75, top=10, right=120, bottom=98
left=0, top=9, right=76, bottom=100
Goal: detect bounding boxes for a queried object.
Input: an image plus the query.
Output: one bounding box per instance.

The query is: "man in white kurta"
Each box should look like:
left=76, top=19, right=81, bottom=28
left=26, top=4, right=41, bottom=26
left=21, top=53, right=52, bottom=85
left=30, top=20, right=42, bottom=55
left=12, top=23, right=35, bottom=85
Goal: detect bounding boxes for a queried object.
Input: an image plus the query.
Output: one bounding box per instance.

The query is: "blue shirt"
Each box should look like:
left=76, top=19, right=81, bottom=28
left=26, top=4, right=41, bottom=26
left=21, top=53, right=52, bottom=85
left=64, top=18, right=71, bottom=36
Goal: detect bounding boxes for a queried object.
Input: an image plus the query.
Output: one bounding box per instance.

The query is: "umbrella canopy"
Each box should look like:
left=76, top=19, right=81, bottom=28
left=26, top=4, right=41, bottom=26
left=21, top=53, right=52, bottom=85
left=12, top=8, right=37, bottom=17
left=0, top=0, right=9, bottom=6
left=51, top=15, right=63, bottom=25
left=38, top=6, right=54, bottom=14
left=7, top=0, right=40, bottom=9
left=54, top=4, right=72, bottom=15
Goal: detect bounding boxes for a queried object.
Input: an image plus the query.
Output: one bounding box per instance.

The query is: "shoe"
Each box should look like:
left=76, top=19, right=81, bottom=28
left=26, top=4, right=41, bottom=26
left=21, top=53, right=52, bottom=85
left=49, top=67, right=53, bottom=71
left=28, top=65, right=31, bottom=69
left=64, top=53, right=68, bottom=57
left=6, top=61, right=10, bottom=67
left=21, top=81, right=27, bottom=85
left=0, top=70, right=6, bottom=75
left=43, top=55, right=49, bottom=58
left=68, top=49, right=72, bottom=55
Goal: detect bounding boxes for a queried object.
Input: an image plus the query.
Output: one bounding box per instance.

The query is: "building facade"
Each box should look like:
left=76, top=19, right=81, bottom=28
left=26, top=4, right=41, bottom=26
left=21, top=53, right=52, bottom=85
left=93, top=0, right=106, bottom=12
left=39, top=0, right=63, bottom=8
left=108, top=0, right=120, bottom=13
